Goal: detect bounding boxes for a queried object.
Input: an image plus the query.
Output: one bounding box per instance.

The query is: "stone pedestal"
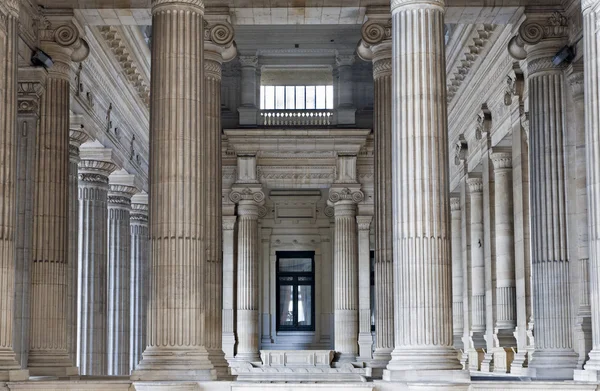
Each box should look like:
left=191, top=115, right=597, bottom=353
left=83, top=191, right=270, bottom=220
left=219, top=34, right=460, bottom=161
left=78, top=145, right=117, bottom=376
left=132, top=0, right=215, bottom=381
left=107, top=172, right=138, bottom=376
left=129, top=192, right=148, bottom=372
left=508, top=13, right=578, bottom=380
left=329, top=187, right=363, bottom=363
left=0, top=1, right=28, bottom=381
left=28, top=16, right=89, bottom=378
left=384, top=0, right=466, bottom=382
left=230, top=186, right=265, bottom=363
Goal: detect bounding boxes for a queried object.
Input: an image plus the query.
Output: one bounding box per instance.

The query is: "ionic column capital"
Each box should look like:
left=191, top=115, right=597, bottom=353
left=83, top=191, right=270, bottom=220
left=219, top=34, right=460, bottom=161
left=466, top=176, right=483, bottom=194
left=39, top=14, right=89, bottom=78
left=204, top=19, right=236, bottom=70
left=391, top=0, right=444, bottom=14
left=328, top=187, right=365, bottom=205
left=490, top=152, right=513, bottom=171
left=356, top=215, right=373, bottom=231
left=507, top=11, right=569, bottom=68
left=79, top=144, right=117, bottom=184
left=131, top=192, right=149, bottom=224
left=229, top=186, right=265, bottom=207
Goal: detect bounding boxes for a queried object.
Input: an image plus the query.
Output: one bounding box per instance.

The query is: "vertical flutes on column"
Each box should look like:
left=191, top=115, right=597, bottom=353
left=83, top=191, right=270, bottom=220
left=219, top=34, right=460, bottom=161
left=357, top=215, right=373, bottom=361
left=450, top=197, right=464, bottom=349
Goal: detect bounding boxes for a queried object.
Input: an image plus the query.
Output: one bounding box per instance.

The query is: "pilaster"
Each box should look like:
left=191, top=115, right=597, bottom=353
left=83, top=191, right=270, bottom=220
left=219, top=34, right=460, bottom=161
left=238, top=55, right=259, bottom=126
left=28, top=12, right=89, bottom=377
left=357, top=215, right=373, bottom=361
left=0, top=0, right=29, bottom=380
left=107, top=171, right=138, bottom=376
left=13, top=68, right=46, bottom=372
left=335, top=54, right=356, bottom=125
left=509, top=10, right=578, bottom=380
left=222, top=215, right=237, bottom=362
left=77, top=144, right=117, bottom=376
left=450, top=196, right=464, bottom=351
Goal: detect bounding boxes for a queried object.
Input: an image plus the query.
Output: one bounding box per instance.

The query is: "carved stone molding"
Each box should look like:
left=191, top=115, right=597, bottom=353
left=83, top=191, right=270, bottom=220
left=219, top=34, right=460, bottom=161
left=222, top=216, right=237, bottom=230
left=391, top=0, right=444, bottom=12
left=567, top=64, right=584, bottom=103
left=373, top=57, right=392, bottom=79
left=239, top=55, right=258, bottom=68
left=152, top=0, right=204, bottom=13
left=447, top=24, right=495, bottom=102
left=324, top=206, right=335, bottom=218
left=454, top=135, right=468, bottom=167
left=335, top=54, right=356, bottom=68
left=450, top=197, right=461, bottom=211
left=17, top=81, right=45, bottom=115
left=490, top=152, right=513, bottom=170
left=78, top=173, right=109, bottom=184
left=328, top=187, right=364, bottom=204
left=356, top=215, right=373, bottom=231
left=466, top=177, right=483, bottom=193
left=99, top=26, right=150, bottom=106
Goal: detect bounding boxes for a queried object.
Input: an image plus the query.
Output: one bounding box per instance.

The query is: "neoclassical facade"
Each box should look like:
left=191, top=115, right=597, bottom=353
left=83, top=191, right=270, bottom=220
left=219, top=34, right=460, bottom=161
left=0, top=0, right=600, bottom=390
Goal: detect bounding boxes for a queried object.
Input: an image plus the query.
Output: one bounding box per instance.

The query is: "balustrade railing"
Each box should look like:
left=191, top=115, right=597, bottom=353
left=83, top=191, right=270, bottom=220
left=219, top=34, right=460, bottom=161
left=259, top=109, right=335, bottom=126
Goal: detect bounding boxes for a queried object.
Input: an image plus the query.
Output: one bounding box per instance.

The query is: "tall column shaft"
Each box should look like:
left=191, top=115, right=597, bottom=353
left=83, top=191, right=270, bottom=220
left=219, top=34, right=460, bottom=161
left=0, top=0, right=23, bottom=377
left=491, top=153, right=516, bottom=332
left=332, top=201, right=359, bottom=362
left=133, top=0, right=214, bottom=381
left=372, top=42, right=394, bottom=362
left=467, top=177, right=486, bottom=341
left=129, top=193, right=148, bottom=372
left=235, top=202, right=260, bottom=362
left=29, top=19, right=88, bottom=376
left=238, top=55, right=258, bottom=125
left=579, top=0, right=600, bottom=379
left=77, top=156, right=116, bottom=376
left=524, top=40, right=578, bottom=379
left=385, top=0, right=463, bottom=380
left=107, top=183, right=136, bottom=375
left=335, top=55, right=356, bottom=125
left=450, top=197, right=464, bottom=349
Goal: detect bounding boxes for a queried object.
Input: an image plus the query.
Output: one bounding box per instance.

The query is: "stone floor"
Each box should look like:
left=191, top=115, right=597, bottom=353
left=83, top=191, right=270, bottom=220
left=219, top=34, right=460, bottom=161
left=2, top=379, right=600, bottom=391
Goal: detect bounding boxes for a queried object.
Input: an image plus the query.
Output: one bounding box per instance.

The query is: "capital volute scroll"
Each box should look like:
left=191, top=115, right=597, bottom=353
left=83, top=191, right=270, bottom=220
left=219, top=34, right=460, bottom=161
left=507, top=11, right=569, bottom=62
left=328, top=187, right=365, bottom=204
left=39, top=15, right=90, bottom=77
left=229, top=187, right=265, bottom=206
left=204, top=19, right=237, bottom=68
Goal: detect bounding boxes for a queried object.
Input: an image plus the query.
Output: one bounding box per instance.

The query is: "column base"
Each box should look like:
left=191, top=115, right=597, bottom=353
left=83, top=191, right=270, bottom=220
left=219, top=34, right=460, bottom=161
left=492, top=347, right=515, bottom=374
left=0, top=369, right=29, bottom=381
left=372, top=347, right=393, bottom=363
left=131, top=347, right=216, bottom=381
left=383, top=369, right=470, bottom=383
left=28, top=366, right=78, bottom=377
left=509, top=350, right=530, bottom=375
left=574, top=369, right=600, bottom=382
left=27, top=352, right=78, bottom=377
left=529, top=350, right=578, bottom=380
left=387, top=346, right=463, bottom=372
left=207, top=349, right=232, bottom=380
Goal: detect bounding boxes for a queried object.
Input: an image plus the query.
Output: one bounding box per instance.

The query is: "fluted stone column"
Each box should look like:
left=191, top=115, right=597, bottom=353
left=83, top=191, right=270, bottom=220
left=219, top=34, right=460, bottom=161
left=68, top=123, right=89, bottom=366
left=0, top=0, right=28, bottom=380
left=328, top=186, right=363, bottom=362
left=28, top=17, right=89, bottom=377
left=450, top=197, right=464, bottom=349
left=385, top=0, right=464, bottom=381
left=222, top=216, right=237, bottom=361
left=77, top=145, right=117, bottom=376
left=132, top=0, right=215, bottom=381
left=358, top=16, right=394, bottom=363
left=230, top=187, right=265, bottom=363
left=357, top=215, right=373, bottom=361
left=508, top=12, right=578, bottom=379
left=335, top=54, right=356, bottom=125
left=130, top=192, right=148, bottom=372
left=14, top=68, right=46, bottom=371
left=490, top=151, right=517, bottom=372
left=204, top=19, right=236, bottom=377
left=238, top=55, right=259, bottom=125
left=107, top=172, right=137, bottom=376
left=575, top=0, right=600, bottom=381
left=467, top=176, right=486, bottom=370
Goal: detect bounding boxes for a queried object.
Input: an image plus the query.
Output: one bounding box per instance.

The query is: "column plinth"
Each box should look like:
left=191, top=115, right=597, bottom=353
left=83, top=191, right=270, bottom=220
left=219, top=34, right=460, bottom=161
left=28, top=16, right=89, bottom=377
left=0, top=0, right=28, bottom=380
left=384, top=0, right=466, bottom=381
left=329, top=187, right=363, bottom=363
left=107, top=174, right=138, bottom=376
left=509, top=13, right=578, bottom=380
left=358, top=20, right=394, bottom=364
left=132, top=0, right=215, bottom=381
left=230, top=187, right=264, bottom=364
left=77, top=151, right=117, bottom=376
